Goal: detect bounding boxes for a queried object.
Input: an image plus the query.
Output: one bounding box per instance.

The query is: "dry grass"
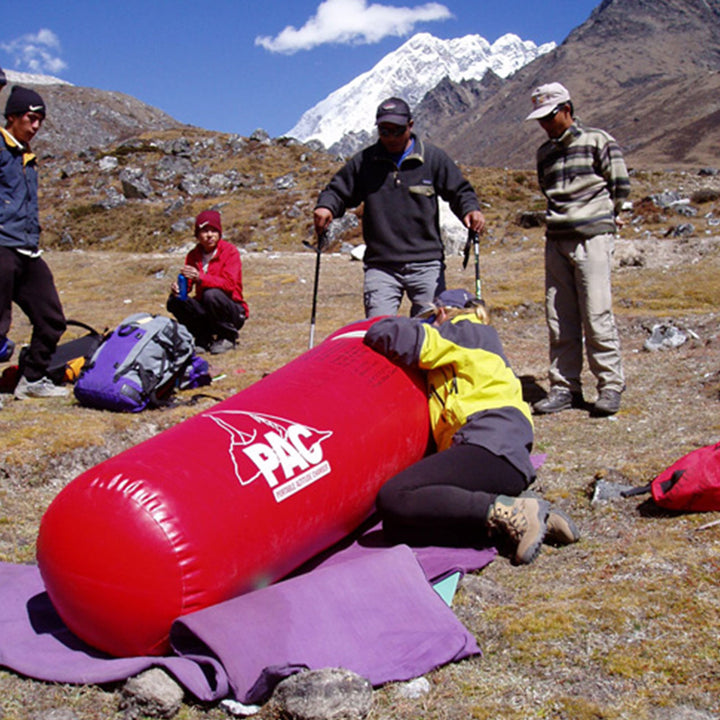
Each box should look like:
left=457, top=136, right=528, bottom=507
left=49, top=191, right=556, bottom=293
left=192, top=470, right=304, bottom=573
left=1, top=163, right=720, bottom=719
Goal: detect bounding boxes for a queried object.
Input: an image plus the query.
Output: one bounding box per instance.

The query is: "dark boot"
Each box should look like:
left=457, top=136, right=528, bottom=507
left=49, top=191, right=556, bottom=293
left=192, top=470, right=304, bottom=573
left=533, top=387, right=584, bottom=414
left=593, top=389, right=622, bottom=416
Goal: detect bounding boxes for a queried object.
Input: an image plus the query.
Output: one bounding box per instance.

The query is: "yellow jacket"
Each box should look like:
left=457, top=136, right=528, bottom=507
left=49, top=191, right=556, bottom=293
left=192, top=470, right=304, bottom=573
left=364, top=314, right=535, bottom=483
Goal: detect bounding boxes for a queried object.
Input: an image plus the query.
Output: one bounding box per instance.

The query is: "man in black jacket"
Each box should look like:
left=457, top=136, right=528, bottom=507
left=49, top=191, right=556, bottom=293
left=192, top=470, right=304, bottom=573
left=313, top=97, right=485, bottom=318
left=0, top=86, right=68, bottom=403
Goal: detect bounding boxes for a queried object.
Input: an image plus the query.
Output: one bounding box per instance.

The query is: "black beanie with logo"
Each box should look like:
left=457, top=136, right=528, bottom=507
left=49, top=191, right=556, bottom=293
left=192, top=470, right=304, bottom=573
left=4, top=86, right=46, bottom=119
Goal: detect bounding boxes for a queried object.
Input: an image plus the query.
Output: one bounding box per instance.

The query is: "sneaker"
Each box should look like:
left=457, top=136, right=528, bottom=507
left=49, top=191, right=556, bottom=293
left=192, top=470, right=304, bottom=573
left=14, top=376, right=69, bottom=400
left=593, top=389, right=622, bottom=416
left=487, top=495, right=550, bottom=564
left=209, top=338, right=236, bottom=355
left=545, top=507, right=581, bottom=545
left=532, top=387, right=584, bottom=414
left=0, top=337, right=15, bottom=363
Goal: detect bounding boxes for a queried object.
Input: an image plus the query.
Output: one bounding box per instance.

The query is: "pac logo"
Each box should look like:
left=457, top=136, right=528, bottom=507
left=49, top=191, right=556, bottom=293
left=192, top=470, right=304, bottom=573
left=205, top=410, right=333, bottom=502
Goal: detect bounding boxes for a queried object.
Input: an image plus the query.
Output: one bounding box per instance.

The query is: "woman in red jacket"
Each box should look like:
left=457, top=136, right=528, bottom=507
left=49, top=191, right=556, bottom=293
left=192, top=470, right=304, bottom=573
left=167, top=210, right=248, bottom=354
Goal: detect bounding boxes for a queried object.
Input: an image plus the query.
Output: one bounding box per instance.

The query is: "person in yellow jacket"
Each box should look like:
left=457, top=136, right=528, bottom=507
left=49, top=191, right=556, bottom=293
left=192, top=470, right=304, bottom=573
left=363, top=288, right=578, bottom=564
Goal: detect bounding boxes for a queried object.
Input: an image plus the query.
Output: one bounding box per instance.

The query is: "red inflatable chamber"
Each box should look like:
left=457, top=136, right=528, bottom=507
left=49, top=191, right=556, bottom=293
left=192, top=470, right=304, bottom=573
left=37, top=319, right=430, bottom=657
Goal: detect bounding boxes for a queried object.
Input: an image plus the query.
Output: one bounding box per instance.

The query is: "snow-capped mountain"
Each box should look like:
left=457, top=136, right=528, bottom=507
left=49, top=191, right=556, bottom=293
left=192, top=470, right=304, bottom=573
left=286, top=32, right=554, bottom=150
left=3, top=69, right=72, bottom=86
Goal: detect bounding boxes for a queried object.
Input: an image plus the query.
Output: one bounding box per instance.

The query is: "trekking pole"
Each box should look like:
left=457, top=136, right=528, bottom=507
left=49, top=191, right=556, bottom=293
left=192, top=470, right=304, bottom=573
left=462, top=229, right=482, bottom=301
left=303, top=232, right=327, bottom=350
left=472, top=230, right=481, bottom=301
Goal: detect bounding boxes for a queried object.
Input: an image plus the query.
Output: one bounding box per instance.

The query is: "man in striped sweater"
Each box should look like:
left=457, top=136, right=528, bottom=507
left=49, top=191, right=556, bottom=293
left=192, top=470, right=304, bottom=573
left=526, top=83, right=630, bottom=417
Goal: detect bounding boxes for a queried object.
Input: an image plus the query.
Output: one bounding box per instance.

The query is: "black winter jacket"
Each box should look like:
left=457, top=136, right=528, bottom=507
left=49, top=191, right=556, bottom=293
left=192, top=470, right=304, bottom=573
left=316, top=137, right=480, bottom=266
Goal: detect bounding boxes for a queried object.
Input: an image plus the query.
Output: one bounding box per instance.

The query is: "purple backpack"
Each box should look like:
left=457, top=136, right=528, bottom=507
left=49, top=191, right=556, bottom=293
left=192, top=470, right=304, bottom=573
left=74, top=313, right=195, bottom=412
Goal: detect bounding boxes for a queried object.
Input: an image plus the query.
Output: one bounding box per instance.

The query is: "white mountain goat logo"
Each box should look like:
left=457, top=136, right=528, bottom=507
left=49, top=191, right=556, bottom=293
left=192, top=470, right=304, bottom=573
left=205, top=410, right=333, bottom=502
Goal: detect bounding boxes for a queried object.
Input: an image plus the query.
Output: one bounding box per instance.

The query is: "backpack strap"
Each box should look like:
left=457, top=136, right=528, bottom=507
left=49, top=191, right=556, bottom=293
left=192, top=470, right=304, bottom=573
left=620, top=470, right=685, bottom=499
left=620, top=483, right=652, bottom=498
left=65, top=319, right=103, bottom=337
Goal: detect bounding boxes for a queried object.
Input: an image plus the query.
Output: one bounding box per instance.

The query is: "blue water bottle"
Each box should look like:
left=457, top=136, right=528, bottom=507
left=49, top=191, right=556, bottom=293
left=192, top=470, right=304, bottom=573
left=177, top=274, right=188, bottom=300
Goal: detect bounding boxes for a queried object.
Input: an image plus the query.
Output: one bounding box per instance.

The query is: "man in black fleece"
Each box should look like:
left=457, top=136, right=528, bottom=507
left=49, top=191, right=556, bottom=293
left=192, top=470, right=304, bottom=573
left=313, top=97, right=485, bottom=318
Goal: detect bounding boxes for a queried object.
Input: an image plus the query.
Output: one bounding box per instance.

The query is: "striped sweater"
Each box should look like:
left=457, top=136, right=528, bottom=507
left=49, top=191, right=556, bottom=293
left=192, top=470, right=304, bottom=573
left=536, top=122, right=630, bottom=241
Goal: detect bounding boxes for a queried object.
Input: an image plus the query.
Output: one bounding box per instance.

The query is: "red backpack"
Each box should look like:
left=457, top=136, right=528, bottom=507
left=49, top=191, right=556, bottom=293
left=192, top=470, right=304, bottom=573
left=624, top=442, right=720, bottom=511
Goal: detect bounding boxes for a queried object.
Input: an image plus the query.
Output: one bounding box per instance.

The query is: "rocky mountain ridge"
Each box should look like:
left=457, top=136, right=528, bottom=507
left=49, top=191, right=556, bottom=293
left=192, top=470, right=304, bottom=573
left=420, top=0, right=720, bottom=169
left=3, top=75, right=183, bottom=158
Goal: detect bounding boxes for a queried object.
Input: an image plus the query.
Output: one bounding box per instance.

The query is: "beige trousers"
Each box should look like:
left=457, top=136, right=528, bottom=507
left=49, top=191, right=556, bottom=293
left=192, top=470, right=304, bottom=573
left=544, top=233, right=625, bottom=394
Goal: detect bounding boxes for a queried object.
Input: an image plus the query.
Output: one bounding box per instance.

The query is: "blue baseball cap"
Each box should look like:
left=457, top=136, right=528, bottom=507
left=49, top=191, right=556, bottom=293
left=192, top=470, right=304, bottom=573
left=435, top=288, right=474, bottom=308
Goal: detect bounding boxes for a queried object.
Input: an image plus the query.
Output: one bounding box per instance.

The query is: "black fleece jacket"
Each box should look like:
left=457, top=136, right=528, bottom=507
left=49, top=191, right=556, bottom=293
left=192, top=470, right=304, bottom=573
left=315, top=136, right=481, bottom=266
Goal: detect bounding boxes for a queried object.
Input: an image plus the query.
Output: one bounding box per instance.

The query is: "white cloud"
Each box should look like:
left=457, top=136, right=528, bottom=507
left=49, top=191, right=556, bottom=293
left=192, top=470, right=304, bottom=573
left=1, top=28, right=68, bottom=75
left=255, top=0, right=452, bottom=54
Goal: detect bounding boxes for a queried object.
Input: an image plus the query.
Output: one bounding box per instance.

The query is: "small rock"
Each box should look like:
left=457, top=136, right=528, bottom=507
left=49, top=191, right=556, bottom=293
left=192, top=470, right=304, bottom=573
left=591, top=476, right=637, bottom=504
left=666, top=223, right=695, bottom=237
left=654, top=706, right=718, bottom=720
left=120, top=668, right=184, bottom=719
left=274, top=173, right=297, bottom=190
left=164, top=197, right=185, bottom=216
left=648, top=191, right=684, bottom=208
left=673, top=204, right=697, bottom=217
left=170, top=218, right=193, bottom=233
left=644, top=323, right=688, bottom=351
left=98, top=155, right=119, bottom=172
left=29, top=710, right=78, bottom=720
left=304, top=139, right=326, bottom=153
left=219, top=699, right=262, bottom=717
left=119, top=167, right=153, bottom=199
left=395, top=677, right=432, bottom=699
left=178, top=172, right=208, bottom=196
left=249, top=128, right=271, bottom=144
left=271, top=667, right=373, bottom=720
left=100, top=186, right=127, bottom=209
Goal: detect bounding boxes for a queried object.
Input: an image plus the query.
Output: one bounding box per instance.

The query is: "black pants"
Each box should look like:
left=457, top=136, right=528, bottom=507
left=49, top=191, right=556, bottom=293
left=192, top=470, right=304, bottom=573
left=376, top=444, right=527, bottom=546
left=167, top=288, right=245, bottom=347
left=0, top=247, right=66, bottom=382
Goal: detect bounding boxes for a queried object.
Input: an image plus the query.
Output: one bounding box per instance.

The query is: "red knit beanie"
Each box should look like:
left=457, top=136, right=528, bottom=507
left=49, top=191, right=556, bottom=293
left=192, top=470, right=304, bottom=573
left=194, top=210, right=222, bottom=236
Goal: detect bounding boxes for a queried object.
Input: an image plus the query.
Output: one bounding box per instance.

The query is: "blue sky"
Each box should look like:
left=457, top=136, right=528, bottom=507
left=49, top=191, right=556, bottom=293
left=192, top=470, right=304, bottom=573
left=0, top=0, right=600, bottom=138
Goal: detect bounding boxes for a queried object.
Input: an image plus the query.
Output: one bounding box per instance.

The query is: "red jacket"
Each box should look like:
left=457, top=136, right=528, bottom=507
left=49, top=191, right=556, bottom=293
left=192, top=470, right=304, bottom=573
left=186, top=239, right=249, bottom=318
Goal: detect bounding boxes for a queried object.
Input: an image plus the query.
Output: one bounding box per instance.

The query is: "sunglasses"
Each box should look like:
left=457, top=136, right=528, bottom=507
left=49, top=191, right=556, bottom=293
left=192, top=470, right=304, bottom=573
left=378, top=125, right=408, bottom=137
left=540, top=104, right=566, bottom=122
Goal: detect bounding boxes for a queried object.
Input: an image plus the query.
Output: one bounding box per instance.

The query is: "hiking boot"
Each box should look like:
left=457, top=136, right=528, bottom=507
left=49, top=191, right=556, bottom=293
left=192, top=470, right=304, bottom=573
left=14, top=376, right=69, bottom=400
left=532, top=387, right=583, bottom=414
left=0, top=337, right=15, bottom=363
left=545, top=507, right=580, bottom=545
left=593, top=389, right=622, bottom=416
left=486, top=495, right=550, bottom=564
left=209, top=338, right=235, bottom=355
